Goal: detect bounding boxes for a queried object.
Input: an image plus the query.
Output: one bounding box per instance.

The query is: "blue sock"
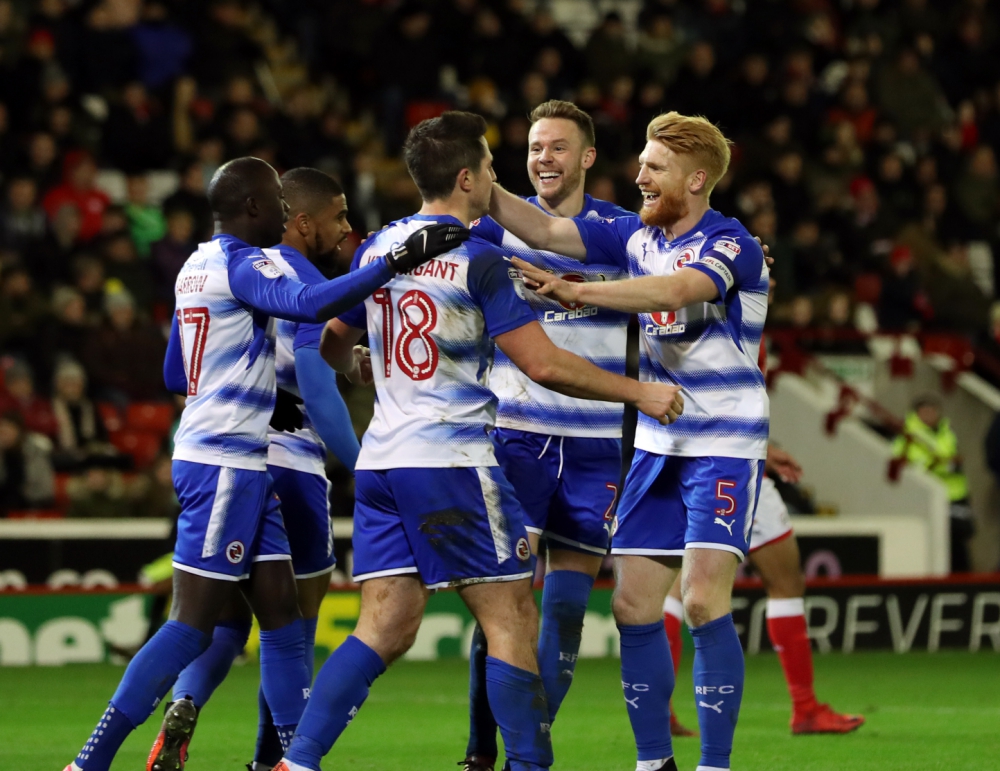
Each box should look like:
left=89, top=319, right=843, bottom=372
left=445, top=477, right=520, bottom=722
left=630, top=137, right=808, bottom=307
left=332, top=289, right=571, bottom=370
left=171, top=620, right=250, bottom=707
left=285, top=635, right=386, bottom=771
left=76, top=621, right=209, bottom=770
left=254, top=616, right=320, bottom=764
left=254, top=685, right=282, bottom=768
left=466, top=623, right=498, bottom=759
left=259, top=619, right=311, bottom=748
left=303, top=616, right=319, bottom=680
left=691, top=614, right=744, bottom=770
left=484, top=656, right=553, bottom=771
left=618, top=621, right=674, bottom=762
left=538, top=570, right=593, bottom=721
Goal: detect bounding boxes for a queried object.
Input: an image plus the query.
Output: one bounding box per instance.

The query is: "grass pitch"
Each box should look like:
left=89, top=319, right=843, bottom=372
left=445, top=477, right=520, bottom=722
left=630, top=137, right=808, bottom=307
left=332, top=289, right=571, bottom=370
left=3, top=652, right=998, bottom=771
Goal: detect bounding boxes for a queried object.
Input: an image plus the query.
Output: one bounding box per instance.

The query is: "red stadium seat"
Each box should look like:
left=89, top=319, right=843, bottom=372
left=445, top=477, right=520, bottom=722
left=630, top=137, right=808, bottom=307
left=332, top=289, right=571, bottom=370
left=54, top=472, right=71, bottom=508
left=98, top=402, right=124, bottom=433
left=854, top=273, right=882, bottom=305
left=110, top=429, right=163, bottom=469
left=126, top=402, right=175, bottom=434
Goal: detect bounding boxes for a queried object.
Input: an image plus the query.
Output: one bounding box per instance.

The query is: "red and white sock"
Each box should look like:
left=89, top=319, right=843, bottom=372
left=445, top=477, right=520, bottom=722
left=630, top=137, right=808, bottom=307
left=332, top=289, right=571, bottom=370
left=766, top=598, right=818, bottom=715
left=663, top=595, right=684, bottom=677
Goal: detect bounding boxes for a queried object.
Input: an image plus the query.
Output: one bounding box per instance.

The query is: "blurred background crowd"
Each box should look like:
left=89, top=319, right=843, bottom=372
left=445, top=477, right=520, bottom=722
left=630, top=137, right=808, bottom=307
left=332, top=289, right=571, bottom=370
left=3, top=0, right=1000, bottom=520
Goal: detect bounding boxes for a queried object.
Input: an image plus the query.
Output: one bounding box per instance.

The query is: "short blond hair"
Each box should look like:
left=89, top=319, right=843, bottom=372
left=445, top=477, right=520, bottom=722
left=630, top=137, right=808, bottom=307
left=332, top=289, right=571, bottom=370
left=646, top=112, right=732, bottom=194
left=529, top=100, right=595, bottom=147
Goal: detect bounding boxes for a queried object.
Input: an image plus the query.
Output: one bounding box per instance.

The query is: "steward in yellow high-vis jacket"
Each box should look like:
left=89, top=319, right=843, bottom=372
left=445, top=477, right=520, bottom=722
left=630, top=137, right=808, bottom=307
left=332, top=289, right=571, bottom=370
left=892, top=395, right=973, bottom=572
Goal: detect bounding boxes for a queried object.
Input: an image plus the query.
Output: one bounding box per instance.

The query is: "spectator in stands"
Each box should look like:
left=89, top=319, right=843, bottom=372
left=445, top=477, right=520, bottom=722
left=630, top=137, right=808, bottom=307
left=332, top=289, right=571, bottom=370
left=953, top=145, right=1000, bottom=239
left=892, top=394, right=974, bottom=572
left=162, top=158, right=212, bottom=241
left=101, top=232, right=153, bottom=309
left=584, top=12, right=633, bottom=88
left=129, top=1, right=192, bottom=92
left=19, top=131, right=60, bottom=192
left=0, top=409, right=55, bottom=514
left=0, top=177, right=47, bottom=259
left=50, top=359, right=118, bottom=471
left=81, top=289, right=167, bottom=404
left=0, top=267, right=49, bottom=373
left=150, top=208, right=196, bottom=304
left=874, top=48, right=950, bottom=139
left=880, top=245, right=930, bottom=331
left=0, top=360, right=56, bottom=438
left=66, top=459, right=131, bottom=518
left=40, top=150, right=110, bottom=243
left=44, top=286, right=92, bottom=370
left=123, top=174, right=166, bottom=257
left=128, top=453, right=179, bottom=520
left=71, top=254, right=107, bottom=323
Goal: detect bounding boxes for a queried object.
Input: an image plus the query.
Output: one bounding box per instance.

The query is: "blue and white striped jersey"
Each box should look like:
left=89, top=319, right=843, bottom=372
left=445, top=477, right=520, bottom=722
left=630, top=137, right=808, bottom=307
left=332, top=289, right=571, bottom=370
left=263, top=245, right=328, bottom=477
left=167, top=234, right=394, bottom=471
left=338, top=214, right=536, bottom=470
left=171, top=235, right=280, bottom=471
left=472, top=195, right=630, bottom=438
left=577, top=209, right=769, bottom=460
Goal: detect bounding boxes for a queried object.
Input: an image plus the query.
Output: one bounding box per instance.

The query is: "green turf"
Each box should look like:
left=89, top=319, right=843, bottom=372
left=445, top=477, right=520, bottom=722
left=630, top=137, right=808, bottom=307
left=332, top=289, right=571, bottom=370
left=2, top=652, right=998, bottom=770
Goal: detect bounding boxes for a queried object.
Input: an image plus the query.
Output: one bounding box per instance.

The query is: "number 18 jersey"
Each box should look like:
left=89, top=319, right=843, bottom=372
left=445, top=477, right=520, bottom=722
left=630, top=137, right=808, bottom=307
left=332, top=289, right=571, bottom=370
left=338, top=214, right=536, bottom=471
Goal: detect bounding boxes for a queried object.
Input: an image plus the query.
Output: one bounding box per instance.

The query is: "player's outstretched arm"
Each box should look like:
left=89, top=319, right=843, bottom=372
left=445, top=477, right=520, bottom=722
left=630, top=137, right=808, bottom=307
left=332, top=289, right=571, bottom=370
left=231, top=224, right=471, bottom=323
left=294, top=346, right=361, bottom=471
left=489, top=183, right=587, bottom=258
left=495, top=321, right=684, bottom=425
left=514, top=258, right=720, bottom=313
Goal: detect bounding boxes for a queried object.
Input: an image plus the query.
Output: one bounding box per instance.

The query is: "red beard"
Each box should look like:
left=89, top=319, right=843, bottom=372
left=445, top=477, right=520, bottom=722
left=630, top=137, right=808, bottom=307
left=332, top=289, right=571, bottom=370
left=639, top=186, right=688, bottom=229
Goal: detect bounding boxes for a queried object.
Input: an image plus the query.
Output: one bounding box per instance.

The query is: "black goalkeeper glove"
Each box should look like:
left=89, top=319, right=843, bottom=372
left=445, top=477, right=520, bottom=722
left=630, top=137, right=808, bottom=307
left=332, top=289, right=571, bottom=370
left=270, top=388, right=304, bottom=432
left=385, top=223, right=470, bottom=273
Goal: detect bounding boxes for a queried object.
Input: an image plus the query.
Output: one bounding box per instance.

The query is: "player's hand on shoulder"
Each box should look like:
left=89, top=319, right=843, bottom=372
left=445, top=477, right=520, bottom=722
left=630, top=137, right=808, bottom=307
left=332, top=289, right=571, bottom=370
left=753, top=235, right=774, bottom=268
left=635, top=383, right=684, bottom=426
left=386, top=223, right=470, bottom=273
left=347, top=345, right=374, bottom=386
left=270, top=388, right=304, bottom=432
left=511, top=257, right=582, bottom=305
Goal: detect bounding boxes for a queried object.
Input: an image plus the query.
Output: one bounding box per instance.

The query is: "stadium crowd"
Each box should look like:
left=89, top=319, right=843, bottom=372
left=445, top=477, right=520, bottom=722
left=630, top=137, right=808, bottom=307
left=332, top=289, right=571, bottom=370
left=2, top=0, right=1000, bottom=515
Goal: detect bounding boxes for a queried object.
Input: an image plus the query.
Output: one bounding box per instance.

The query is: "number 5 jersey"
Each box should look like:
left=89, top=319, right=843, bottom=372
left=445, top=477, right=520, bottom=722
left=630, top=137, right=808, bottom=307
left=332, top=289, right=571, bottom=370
left=338, top=214, right=537, bottom=470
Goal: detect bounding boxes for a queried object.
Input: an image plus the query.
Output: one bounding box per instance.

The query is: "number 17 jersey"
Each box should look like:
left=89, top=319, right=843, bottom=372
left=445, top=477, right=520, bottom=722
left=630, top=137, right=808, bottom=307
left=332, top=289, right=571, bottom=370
left=338, top=214, right=537, bottom=471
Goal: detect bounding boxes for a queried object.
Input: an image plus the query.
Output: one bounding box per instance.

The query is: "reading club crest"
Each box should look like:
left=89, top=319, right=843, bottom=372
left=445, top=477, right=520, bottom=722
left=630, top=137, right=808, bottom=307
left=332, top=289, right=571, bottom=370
left=226, top=540, right=245, bottom=564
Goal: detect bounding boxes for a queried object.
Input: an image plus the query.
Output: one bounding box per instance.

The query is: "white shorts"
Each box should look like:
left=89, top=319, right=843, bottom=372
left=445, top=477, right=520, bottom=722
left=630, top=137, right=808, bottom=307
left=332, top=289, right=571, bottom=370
left=748, top=476, right=793, bottom=553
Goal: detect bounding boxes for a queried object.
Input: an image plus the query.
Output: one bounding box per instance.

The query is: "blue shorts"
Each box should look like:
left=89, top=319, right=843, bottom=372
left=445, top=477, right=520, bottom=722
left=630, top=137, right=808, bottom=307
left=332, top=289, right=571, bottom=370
left=352, top=466, right=533, bottom=590
left=172, top=461, right=291, bottom=581
left=492, top=428, right=620, bottom=555
left=612, top=451, right=764, bottom=560
left=269, top=465, right=335, bottom=579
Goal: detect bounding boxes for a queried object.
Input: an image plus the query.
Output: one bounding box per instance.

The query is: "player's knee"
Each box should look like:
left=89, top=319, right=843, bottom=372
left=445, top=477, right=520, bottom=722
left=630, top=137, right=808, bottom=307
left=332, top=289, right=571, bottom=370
left=611, top=586, right=653, bottom=625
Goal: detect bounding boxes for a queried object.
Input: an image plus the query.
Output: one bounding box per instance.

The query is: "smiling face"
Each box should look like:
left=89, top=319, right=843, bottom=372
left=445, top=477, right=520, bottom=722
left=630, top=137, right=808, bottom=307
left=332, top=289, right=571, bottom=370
left=527, top=117, right=594, bottom=208
left=636, top=140, right=694, bottom=229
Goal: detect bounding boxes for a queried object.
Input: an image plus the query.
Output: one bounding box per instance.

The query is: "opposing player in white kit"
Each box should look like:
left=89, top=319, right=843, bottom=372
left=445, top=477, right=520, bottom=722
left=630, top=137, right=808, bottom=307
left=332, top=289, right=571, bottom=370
left=489, top=112, right=765, bottom=771
left=664, top=444, right=866, bottom=736
left=64, top=157, right=465, bottom=771
left=461, top=100, right=631, bottom=771
left=272, top=112, right=684, bottom=771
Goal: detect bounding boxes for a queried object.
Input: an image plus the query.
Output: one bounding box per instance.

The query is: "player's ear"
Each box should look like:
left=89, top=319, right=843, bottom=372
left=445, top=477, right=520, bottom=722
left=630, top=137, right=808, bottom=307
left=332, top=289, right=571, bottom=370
left=294, top=211, right=310, bottom=236
left=245, top=195, right=259, bottom=217
left=581, top=146, right=597, bottom=170
left=688, top=169, right=708, bottom=195
left=457, top=167, right=475, bottom=194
